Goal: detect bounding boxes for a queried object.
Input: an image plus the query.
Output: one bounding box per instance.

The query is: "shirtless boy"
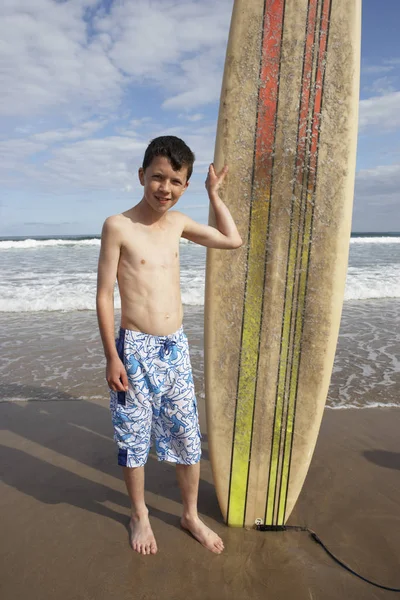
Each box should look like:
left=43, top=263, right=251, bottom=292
left=96, top=136, right=242, bottom=556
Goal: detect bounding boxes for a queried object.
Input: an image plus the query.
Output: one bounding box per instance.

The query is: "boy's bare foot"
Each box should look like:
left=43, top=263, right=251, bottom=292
left=180, top=515, right=224, bottom=554
left=129, top=513, right=158, bottom=555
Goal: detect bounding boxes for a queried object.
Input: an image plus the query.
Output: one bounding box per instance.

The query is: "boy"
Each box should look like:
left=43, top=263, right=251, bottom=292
left=96, top=136, right=242, bottom=556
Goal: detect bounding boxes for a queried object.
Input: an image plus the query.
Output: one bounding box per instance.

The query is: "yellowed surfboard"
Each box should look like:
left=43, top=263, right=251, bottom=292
left=204, top=0, right=361, bottom=527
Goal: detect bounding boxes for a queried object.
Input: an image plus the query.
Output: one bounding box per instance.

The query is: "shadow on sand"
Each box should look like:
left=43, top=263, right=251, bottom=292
left=1, top=383, right=221, bottom=532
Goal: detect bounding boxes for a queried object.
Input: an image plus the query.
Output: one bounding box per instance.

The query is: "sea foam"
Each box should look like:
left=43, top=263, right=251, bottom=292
left=0, top=235, right=398, bottom=311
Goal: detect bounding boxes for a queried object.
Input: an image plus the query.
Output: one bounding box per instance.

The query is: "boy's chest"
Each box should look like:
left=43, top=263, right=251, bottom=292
left=121, top=233, right=180, bottom=271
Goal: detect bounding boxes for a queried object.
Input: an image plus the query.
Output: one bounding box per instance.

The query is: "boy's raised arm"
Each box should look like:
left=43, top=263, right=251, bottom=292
left=181, top=164, right=242, bottom=249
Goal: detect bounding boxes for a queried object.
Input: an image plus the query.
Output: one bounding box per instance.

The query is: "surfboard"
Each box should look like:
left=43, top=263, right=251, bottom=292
left=204, top=0, right=361, bottom=527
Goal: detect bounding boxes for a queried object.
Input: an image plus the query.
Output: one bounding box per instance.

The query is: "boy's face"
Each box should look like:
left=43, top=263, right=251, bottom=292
left=138, top=156, right=189, bottom=213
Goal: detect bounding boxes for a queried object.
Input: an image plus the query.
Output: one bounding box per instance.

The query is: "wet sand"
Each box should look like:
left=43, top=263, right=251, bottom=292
left=1, top=396, right=399, bottom=600
left=1, top=300, right=399, bottom=409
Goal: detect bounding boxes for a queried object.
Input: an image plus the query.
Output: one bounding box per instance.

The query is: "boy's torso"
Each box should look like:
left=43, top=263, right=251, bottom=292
left=116, top=209, right=185, bottom=336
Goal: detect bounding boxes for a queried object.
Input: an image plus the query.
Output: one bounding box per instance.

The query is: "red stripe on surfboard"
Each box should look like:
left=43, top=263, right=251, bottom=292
left=294, top=0, right=319, bottom=189
left=228, top=0, right=286, bottom=526
left=255, top=0, right=285, bottom=176
left=308, top=0, right=331, bottom=189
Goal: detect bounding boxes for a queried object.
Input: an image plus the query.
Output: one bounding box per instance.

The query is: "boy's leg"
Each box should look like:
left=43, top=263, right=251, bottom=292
left=176, top=462, right=224, bottom=554
left=123, top=466, right=158, bottom=555
left=110, top=328, right=159, bottom=555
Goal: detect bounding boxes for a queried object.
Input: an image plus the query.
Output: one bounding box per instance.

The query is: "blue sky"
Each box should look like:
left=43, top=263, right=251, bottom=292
left=0, top=0, right=399, bottom=236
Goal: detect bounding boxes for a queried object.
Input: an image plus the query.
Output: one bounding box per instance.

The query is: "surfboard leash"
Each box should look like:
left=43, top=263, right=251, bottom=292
left=256, top=525, right=400, bottom=592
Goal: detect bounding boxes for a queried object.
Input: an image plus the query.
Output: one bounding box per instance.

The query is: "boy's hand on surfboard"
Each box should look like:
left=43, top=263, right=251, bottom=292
left=205, top=163, right=228, bottom=199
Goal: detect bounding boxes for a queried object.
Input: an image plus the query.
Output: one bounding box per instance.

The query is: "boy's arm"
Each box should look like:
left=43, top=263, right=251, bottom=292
left=181, top=164, right=243, bottom=249
left=96, top=217, right=128, bottom=392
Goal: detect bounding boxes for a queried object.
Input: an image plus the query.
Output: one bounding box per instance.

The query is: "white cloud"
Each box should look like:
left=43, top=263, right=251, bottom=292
left=362, top=65, right=394, bottom=75
left=100, top=0, right=231, bottom=76
left=362, top=57, right=400, bottom=75
left=162, top=49, right=224, bottom=110
left=37, top=135, right=147, bottom=190
left=0, top=139, right=46, bottom=171
left=45, top=122, right=216, bottom=190
left=0, top=115, right=217, bottom=195
left=100, top=0, right=232, bottom=110
left=0, top=0, right=125, bottom=117
left=353, top=163, right=400, bottom=230
left=129, top=117, right=153, bottom=127
left=0, top=0, right=232, bottom=119
left=180, top=114, right=205, bottom=122
left=356, top=163, right=400, bottom=199
left=364, top=76, right=398, bottom=96
left=359, top=91, right=400, bottom=131
left=385, top=58, right=400, bottom=67
left=31, top=120, right=107, bottom=143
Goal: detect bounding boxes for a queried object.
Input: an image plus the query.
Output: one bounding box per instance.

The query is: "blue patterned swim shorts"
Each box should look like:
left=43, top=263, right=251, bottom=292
left=110, top=326, right=201, bottom=468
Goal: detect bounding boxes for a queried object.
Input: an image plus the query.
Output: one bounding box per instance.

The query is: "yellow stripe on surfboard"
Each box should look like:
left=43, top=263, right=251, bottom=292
left=228, top=198, right=271, bottom=526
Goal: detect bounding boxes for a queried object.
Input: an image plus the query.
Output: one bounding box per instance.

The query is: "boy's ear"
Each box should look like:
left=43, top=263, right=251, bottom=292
left=138, top=167, right=145, bottom=186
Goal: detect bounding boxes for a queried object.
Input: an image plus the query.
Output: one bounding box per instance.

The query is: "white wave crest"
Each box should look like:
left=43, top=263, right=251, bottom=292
left=344, top=265, right=400, bottom=300
left=0, top=276, right=204, bottom=312
left=0, top=237, right=192, bottom=250
left=181, top=273, right=205, bottom=306
left=327, top=402, right=400, bottom=410
left=350, top=236, right=400, bottom=244
left=0, top=238, right=101, bottom=250
left=0, top=283, right=114, bottom=312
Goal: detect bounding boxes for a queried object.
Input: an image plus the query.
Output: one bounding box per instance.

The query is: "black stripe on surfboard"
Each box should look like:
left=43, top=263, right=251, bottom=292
left=275, top=0, right=324, bottom=523
left=243, top=0, right=287, bottom=526
left=226, top=0, right=269, bottom=526
left=264, top=0, right=320, bottom=526
left=280, top=0, right=333, bottom=523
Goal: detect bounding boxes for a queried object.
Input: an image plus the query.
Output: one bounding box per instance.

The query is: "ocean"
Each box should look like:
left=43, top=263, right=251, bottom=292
left=0, top=234, right=399, bottom=410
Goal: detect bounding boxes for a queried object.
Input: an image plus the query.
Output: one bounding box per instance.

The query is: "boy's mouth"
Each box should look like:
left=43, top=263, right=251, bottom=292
left=155, top=196, right=171, bottom=203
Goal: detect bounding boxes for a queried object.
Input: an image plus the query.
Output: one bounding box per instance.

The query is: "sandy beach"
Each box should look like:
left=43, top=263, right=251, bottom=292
left=1, top=393, right=399, bottom=599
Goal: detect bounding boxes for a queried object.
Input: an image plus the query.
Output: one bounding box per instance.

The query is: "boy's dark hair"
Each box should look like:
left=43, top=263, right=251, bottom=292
left=142, top=136, right=195, bottom=180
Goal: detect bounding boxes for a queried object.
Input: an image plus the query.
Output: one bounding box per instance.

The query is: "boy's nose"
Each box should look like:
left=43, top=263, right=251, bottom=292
left=159, top=180, right=171, bottom=192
